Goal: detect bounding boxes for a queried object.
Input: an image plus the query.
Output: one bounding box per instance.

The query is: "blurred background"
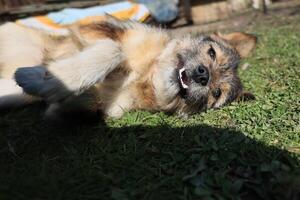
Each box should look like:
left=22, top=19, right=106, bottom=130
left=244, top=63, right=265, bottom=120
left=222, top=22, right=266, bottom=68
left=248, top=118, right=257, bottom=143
left=0, top=0, right=299, bottom=34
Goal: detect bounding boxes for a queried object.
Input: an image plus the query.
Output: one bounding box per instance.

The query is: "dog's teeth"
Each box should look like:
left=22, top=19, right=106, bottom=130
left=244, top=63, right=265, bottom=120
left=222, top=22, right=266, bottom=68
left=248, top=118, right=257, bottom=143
left=182, top=82, right=188, bottom=89
left=179, top=68, right=188, bottom=89
left=179, top=68, right=185, bottom=74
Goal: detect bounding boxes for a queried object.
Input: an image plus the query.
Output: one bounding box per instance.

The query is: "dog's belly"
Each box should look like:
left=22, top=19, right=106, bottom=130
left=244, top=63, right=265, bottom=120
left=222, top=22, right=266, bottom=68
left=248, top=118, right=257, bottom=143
left=0, top=23, right=45, bottom=78
left=0, top=23, right=79, bottom=79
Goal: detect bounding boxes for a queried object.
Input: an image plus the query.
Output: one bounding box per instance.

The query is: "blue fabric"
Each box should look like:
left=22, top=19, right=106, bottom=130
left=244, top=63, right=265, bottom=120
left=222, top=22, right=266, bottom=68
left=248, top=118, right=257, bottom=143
left=47, top=1, right=133, bottom=25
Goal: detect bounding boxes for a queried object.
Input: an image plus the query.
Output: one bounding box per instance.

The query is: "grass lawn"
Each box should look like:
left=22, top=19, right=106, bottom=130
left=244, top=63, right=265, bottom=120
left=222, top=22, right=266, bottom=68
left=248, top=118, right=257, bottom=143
left=0, top=11, right=299, bottom=200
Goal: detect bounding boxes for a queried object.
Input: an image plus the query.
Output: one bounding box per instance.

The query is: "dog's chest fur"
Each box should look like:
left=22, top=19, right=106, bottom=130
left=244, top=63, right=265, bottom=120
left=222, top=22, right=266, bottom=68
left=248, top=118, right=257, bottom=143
left=75, top=23, right=171, bottom=117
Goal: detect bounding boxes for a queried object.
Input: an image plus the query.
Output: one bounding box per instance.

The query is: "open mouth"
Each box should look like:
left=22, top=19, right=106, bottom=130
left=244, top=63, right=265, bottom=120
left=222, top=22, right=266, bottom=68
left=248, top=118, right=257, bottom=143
left=179, top=68, right=189, bottom=89
left=177, top=66, right=189, bottom=97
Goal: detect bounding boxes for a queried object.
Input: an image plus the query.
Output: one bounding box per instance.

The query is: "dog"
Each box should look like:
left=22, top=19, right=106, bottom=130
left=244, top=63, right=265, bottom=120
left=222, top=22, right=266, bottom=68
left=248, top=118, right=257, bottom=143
left=0, top=16, right=256, bottom=119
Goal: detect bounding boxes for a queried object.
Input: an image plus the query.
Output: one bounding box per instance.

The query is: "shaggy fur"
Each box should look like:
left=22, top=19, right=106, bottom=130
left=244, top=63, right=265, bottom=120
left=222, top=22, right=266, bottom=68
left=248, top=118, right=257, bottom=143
left=0, top=16, right=257, bottom=119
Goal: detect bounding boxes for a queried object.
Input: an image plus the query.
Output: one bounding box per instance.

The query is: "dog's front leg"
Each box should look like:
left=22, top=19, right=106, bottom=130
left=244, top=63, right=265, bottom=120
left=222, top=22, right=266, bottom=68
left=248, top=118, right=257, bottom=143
left=15, top=39, right=124, bottom=103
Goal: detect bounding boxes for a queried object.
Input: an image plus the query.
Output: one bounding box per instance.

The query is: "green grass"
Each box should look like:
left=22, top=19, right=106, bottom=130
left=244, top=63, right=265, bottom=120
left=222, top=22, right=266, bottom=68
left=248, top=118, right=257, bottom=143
left=0, top=14, right=300, bottom=200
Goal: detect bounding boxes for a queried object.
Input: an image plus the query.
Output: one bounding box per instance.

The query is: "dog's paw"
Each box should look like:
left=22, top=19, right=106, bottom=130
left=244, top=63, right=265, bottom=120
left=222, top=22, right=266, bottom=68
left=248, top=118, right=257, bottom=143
left=15, top=66, right=70, bottom=102
left=15, top=66, right=47, bottom=95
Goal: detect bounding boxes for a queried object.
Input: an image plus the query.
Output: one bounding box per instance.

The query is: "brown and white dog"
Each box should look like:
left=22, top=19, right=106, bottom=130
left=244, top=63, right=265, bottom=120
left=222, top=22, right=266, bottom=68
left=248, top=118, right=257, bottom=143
left=0, top=16, right=256, bottom=119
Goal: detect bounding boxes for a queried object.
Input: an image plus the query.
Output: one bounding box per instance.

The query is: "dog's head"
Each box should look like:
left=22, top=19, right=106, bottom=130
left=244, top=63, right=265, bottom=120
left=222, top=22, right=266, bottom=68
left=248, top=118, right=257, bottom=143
left=153, top=32, right=257, bottom=115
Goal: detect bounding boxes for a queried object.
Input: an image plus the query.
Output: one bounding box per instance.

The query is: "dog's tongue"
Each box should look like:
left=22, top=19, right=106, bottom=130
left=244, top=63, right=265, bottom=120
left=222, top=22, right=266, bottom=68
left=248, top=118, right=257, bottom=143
left=179, top=68, right=188, bottom=89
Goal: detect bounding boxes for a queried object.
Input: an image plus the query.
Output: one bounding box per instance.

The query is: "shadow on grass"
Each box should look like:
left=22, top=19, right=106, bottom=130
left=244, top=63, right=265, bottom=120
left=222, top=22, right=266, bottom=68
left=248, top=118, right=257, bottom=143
left=0, top=109, right=299, bottom=200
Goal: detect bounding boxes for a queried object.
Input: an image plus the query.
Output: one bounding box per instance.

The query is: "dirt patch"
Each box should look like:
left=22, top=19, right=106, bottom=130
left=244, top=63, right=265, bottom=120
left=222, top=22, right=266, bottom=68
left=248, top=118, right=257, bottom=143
left=172, top=1, right=300, bottom=36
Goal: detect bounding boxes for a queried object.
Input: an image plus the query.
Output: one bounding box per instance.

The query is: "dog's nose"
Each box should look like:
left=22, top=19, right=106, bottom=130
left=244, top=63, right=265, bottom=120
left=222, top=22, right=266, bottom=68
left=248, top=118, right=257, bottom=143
left=192, top=65, right=209, bottom=86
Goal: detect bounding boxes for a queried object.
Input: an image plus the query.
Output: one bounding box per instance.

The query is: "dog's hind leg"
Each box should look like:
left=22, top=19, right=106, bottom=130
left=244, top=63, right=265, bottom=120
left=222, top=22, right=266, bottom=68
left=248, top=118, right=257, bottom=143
left=43, top=86, right=101, bottom=121
left=15, top=39, right=124, bottom=103
left=0, top=79, right=39, bottom=110
left=0, top=23, right=44, bottom=79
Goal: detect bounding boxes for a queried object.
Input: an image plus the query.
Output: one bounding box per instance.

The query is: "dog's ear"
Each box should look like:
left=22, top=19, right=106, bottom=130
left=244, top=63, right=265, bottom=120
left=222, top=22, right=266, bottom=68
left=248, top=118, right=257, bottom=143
left=216, top=32, right=257, bottom=58
left=236, top=90, right=255, bottom=102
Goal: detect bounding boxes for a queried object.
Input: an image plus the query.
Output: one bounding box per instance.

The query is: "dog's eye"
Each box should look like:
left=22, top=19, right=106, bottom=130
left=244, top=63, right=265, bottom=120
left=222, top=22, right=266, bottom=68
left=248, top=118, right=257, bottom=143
left=212, top=88, right=222, bottom=99
left=208, top=46, right=216, bottom=60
